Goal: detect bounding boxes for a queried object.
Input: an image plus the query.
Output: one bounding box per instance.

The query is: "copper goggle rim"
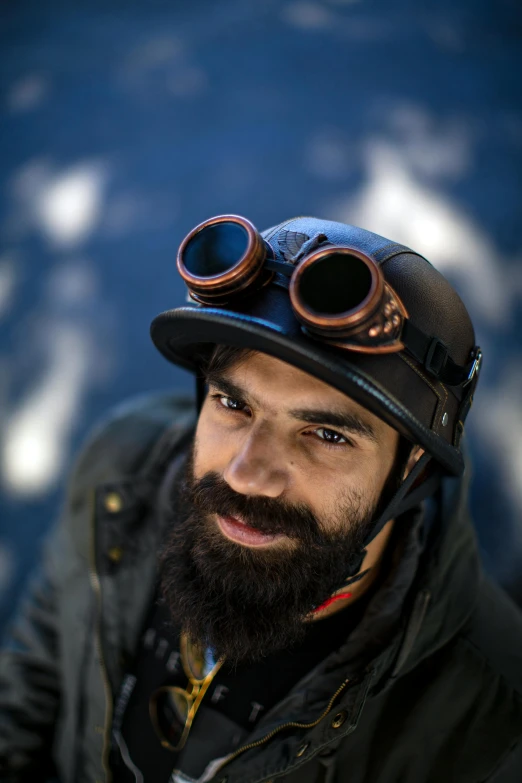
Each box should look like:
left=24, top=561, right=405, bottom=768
left=289, top=245, right=384, bottom=333
left=176, top=215, right=407, bottom=354
left=149, top=633, right=223, bottom=752
left=149, top=684, right=192, bottom=751
left=176, top=214, right=267, bottom=301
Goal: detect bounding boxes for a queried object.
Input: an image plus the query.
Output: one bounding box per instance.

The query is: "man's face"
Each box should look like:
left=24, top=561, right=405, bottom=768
left=195, top=351, right=399, bottom=544
left=160, top=351, right=401, bottom=664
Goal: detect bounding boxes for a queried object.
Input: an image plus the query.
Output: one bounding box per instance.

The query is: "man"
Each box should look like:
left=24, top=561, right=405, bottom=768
left=1, top=214, right=521, bottom=783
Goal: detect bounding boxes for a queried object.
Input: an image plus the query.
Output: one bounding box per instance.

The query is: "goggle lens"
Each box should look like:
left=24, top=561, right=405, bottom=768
left=183, top=222, right=249, bottom=278
left=150, top=634, right=223, bottom=752
left=296, top=252, right=375, bottom=316
left=178, top=215, right=269, bottom=304
left=152, top=687, right=190, bottom=749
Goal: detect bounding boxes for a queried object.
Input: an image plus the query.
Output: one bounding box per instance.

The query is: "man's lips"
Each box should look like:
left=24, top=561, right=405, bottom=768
left=216, top=514, right=287, bottom=548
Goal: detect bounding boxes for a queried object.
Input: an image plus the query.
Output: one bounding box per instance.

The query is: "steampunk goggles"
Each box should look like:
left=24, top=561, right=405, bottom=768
left=149, top=632, right=223, bottom=752
left=177, top=215, right=480, bottom=386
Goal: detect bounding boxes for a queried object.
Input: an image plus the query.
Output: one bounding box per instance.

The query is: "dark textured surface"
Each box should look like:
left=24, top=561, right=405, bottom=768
left=0, top=0, right=521, bottom=631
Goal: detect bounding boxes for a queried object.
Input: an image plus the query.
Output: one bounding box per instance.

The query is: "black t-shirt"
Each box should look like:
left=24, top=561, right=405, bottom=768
left=111, top=592, right=370, bottom=783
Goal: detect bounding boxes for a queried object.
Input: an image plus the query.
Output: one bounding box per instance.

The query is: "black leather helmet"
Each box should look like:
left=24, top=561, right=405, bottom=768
left=151, top=215, right=481, bottom=482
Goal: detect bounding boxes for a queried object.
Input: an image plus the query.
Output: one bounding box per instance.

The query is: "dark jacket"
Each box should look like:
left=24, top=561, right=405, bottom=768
left=1, top=393, right=522, bottom=783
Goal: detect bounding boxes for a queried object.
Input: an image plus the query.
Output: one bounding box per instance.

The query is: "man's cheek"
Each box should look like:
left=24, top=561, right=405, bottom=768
left=193, top=428, right=228, bottom=479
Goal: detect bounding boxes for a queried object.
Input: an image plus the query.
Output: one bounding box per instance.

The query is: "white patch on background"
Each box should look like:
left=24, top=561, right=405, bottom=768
left=7, top=158, right=107, bottom=249
left=2, top=324, right=92, bottom=496
left=35, top=162, right=107, bottom=247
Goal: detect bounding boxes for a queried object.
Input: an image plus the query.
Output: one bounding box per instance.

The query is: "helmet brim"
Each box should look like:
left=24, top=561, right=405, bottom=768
left=150, top=304, right=464, bottom=475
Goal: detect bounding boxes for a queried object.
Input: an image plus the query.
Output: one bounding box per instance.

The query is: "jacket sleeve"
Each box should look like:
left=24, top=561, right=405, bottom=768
left=0, top=516, right=68, bottom=782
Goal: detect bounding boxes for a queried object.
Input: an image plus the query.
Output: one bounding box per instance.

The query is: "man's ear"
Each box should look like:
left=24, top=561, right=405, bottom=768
left=404, top=445, right=425, bottom=479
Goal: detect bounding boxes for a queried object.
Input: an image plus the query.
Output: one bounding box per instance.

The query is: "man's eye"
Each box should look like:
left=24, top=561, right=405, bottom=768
left=315, top=427, right=347, bottom=445
left=216, top=395, right=247, bottom=412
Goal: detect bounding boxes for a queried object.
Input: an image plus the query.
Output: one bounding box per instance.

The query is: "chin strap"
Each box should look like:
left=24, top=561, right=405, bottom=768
left=312, top=453, right=437, bottom=613
left=339, top=452, right=437, bottom=591
left=363, top=452, right=436, bottom=548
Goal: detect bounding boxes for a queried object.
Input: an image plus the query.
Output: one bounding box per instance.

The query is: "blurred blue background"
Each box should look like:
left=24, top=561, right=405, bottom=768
left=1, top=0, right=521, bottom=632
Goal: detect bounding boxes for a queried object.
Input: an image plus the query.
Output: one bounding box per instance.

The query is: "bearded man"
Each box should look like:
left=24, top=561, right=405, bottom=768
left=1, top=215, right=521, bottom=783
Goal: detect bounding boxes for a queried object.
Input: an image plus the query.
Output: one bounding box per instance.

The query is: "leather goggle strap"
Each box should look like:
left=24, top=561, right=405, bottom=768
left=402, top=321, right=477, bottom=387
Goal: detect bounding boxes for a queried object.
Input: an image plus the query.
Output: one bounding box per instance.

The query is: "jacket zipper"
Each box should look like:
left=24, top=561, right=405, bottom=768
left=217, top=676, right=351, bottom=774
left=88, top=489, right=114, bottom=783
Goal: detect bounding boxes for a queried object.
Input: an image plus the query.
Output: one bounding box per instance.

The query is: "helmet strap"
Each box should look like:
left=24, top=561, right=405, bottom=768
left=363, top=451, right=436, bottom=548
left=337, top=452, right=437, bottom=592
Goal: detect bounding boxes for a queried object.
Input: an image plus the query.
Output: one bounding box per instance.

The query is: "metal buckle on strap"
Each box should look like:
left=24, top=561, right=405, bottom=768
left=465, top=348, right=482, bottom=386
left=453, top=347, right=482, bottom=447
left=425, top=338, right=448, bottom=378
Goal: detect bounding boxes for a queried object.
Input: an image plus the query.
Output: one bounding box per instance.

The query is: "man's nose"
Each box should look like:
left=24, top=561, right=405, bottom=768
left=223, top=426, right=289, bottom=498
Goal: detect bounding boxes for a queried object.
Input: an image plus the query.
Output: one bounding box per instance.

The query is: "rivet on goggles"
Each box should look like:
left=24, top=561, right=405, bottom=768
left=177, top=215, right=480, bottom=386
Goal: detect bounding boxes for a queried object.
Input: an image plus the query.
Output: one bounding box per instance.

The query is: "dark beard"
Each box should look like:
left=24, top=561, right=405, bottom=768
left=159, top=446, right=378, bottom=666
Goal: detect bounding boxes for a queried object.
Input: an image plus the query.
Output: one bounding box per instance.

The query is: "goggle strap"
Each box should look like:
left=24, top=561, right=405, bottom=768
left=402, top=320, right=476, bottom=386
left=264, top=257, right=295, bottom=278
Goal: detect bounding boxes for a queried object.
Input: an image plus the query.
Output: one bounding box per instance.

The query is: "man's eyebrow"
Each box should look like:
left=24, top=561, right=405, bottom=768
left=207, top=373, right=378, bottom=444
left=289, top=408, right=379, bottom=444
left=206, top=374, right=255, bottom=404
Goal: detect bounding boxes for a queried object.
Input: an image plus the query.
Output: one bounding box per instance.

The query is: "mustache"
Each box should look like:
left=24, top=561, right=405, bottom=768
left=160, top=451, right=375, bottom=663
left=186, top=471, right=324, bottom=546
